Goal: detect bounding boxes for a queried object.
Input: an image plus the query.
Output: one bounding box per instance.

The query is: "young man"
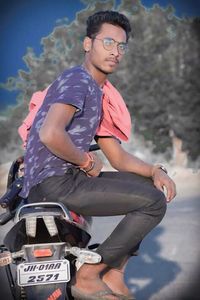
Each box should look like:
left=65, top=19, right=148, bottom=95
left=20, top=11, right=176, bottom=300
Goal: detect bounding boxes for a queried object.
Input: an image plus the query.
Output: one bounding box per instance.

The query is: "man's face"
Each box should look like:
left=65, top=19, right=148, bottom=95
left=85, top=23, right=127, bottom=75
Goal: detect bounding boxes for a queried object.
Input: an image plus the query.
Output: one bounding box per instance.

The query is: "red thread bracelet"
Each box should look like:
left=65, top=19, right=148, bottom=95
left=79, top=153, right=91, bottom=169
left=79, top=153, right=95, bottom=172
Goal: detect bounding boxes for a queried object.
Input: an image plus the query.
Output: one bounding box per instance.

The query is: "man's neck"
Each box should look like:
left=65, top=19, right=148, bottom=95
left=82, top=61, right=107, bottom=88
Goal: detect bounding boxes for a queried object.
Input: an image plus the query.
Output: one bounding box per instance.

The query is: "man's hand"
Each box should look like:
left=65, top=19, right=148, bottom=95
left=86, top=152, right=103, bottom=177
left=152, top=169, right=176, bottom=202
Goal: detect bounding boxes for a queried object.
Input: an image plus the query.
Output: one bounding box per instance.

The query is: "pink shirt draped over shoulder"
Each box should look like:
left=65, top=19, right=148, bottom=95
left=96, top=80, right=131, bottom=141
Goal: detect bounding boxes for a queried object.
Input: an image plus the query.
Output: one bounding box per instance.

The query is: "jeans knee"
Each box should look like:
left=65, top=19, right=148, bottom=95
left=147, top=189, right=167, bottom=221
left=158, top=194, right=167, bottom=220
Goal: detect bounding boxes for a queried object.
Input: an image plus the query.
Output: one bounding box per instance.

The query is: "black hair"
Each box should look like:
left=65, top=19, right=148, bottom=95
left=86, top=10, right=132, bottom=41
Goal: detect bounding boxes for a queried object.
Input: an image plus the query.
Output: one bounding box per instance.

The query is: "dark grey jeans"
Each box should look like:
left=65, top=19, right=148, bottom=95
left=28, top=168, right=167, bottom=268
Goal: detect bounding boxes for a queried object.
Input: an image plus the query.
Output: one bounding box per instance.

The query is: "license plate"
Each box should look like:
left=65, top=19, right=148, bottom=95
left=17, top=259, right=70, bottom=286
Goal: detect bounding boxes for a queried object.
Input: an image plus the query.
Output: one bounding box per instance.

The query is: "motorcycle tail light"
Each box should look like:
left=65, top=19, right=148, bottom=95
left=70, top=211, right=85, bottom=225
left=33, top=248, right=53, bottom=258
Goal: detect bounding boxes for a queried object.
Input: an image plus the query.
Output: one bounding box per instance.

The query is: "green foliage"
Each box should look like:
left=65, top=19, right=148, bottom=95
left=0, top=0, right=200, bottom=163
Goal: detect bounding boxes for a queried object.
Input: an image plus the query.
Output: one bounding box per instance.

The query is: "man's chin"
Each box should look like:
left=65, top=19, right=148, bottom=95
left=97, top=65, right=117, bottom=75
left=103, top=69, right=114, bottom=75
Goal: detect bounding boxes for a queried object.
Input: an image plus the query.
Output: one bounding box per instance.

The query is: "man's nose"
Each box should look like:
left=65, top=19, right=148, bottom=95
left=110, top=44, right=120, bottom=56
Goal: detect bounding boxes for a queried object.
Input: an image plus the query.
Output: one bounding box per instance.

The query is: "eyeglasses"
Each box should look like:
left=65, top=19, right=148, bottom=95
left=93, top=37, right=128, bottom=55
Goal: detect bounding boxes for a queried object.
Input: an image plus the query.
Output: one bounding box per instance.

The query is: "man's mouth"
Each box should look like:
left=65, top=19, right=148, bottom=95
left=106, top=58, right=119, bottom=65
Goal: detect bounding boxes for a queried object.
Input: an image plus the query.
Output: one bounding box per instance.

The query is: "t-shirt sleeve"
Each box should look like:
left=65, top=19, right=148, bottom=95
left=48, top=69, right=88, bottom=115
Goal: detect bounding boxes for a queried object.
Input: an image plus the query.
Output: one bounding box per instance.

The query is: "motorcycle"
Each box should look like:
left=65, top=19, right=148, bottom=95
left=0, top=145, right=101, bottom=300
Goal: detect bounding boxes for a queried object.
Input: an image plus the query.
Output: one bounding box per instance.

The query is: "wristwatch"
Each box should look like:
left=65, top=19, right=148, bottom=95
left=156, top=164, right=168, bottom=174
left=152, top=164, right=168, bottom=179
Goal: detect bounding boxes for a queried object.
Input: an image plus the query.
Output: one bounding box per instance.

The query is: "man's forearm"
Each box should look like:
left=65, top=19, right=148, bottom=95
left=39, top=127, right=87, bottom=166
left=112, top=151, right=153, bottom=178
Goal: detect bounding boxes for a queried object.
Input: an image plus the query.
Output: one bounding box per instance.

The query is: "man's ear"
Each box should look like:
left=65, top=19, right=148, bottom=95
left=83, top=37, right=92, bottom=52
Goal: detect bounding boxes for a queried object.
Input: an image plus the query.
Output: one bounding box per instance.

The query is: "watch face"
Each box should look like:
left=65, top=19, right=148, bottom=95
left=160, top=166, right=167, bottom=174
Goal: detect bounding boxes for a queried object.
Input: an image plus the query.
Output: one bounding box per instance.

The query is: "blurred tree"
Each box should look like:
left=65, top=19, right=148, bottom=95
left=0, top=0, right=199, bottom=164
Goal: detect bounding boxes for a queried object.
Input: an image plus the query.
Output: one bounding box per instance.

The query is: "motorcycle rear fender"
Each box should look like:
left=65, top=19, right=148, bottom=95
left=22, top=242, right=66, bottom=262
left=24, top=283, right=67, bottom=300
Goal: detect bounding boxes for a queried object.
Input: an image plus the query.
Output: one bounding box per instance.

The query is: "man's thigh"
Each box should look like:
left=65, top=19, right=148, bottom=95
left=99, top=171, right=154, bottom=185
left=60, top=170, right=164, bottom=216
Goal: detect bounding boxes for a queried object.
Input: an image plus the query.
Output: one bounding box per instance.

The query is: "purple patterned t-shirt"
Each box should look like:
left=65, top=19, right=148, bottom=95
left=20, top=65, right=103, bottom=198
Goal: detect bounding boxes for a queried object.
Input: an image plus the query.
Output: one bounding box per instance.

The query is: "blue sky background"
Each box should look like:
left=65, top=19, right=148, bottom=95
left=0, top=0, right=200, bottom=110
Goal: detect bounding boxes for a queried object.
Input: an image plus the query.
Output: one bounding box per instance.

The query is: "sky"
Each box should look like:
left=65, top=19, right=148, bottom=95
left=0, top=0, right=200, bottom=109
